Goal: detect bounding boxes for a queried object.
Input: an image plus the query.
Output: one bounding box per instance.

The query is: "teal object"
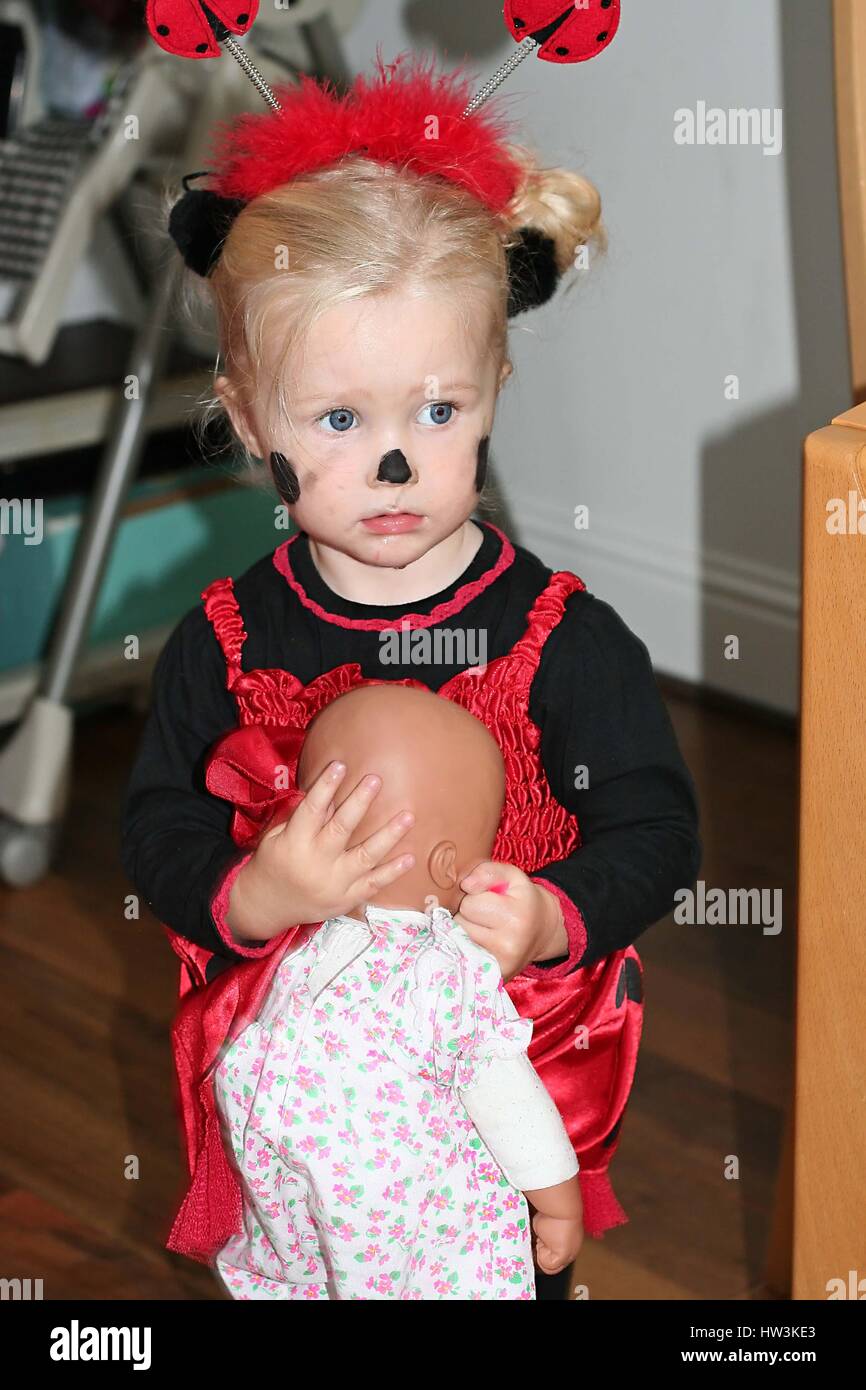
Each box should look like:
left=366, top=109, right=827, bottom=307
left=0, top=465, right=292, bottom=676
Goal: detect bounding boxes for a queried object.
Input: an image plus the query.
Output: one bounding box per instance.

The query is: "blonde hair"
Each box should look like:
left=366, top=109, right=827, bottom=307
left=173, top=145, right=606, bottom=491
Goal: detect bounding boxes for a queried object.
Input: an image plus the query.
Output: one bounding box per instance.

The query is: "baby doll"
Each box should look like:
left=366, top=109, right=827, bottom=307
left=212, top=683, right=582, bottom=1300
left=121, top=54, right=701, bottom=1301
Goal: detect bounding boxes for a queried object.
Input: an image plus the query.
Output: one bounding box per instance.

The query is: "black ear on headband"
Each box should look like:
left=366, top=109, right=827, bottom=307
left=169, top=179, right=563, bottom=312
left=168, top=173, right=247, bottom=277
left=506, top=227, right=562, bottom=317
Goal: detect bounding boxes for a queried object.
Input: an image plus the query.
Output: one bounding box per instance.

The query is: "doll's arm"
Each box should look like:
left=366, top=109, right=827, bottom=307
left=120, top=606, right=286, bottom=962
left=526, top=590, right=703, bottom=973
left=459, top=1052, right=579, bottom=1201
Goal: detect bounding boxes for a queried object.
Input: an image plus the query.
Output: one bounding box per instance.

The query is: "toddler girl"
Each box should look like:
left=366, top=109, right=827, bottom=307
left=121, top=54, right=701, bottom=1301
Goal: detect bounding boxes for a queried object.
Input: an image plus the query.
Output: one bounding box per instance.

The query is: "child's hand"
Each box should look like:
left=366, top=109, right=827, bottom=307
left=452, top=862, right=568, bottom=981
left=532, top=1211, right=585, bottom=1276
left=226, top=761, right=416, bottom=941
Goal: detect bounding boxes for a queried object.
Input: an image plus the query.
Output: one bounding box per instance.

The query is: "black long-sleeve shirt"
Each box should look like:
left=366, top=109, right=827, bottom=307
left=120, top=519, right=702, bottom=971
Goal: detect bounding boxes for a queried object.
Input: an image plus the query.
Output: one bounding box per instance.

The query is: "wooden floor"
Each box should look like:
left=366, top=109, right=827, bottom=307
left=0, top=691, right=797, bottom=1300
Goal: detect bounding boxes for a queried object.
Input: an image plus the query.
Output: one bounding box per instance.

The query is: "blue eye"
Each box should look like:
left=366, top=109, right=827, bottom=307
left=418, top=401, right=455, bottom=426
left=318, top=408, right=356, bottom=433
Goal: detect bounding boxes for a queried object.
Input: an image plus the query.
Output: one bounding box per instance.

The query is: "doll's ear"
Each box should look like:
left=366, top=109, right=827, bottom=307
left=169, top=179, right=247, bottom=277
left=506, top=227, right=561, bottom=317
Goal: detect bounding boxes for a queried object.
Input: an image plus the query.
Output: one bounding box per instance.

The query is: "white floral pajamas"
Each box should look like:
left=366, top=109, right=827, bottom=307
left=213, top=903, right=576, bottom=1300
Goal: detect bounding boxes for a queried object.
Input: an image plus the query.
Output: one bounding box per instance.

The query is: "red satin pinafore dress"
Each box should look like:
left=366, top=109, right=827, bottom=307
left=164, top=537, right=644, bottom=1263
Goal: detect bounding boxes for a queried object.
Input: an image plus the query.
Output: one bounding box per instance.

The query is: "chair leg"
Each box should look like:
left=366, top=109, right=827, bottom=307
left=0, top=258, right=181, bottom=886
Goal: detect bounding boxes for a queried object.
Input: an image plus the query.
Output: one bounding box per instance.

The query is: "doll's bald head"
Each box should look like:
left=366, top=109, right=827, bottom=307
left=296, top=683, right=505, bottom=916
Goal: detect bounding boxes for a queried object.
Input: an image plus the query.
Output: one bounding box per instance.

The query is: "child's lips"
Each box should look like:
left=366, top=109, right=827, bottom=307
left=361, top=513, right=424, bottom=533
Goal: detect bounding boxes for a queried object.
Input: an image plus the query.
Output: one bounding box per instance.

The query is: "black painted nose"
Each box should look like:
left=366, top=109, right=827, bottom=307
left=376, top=449, right=412, bottom=483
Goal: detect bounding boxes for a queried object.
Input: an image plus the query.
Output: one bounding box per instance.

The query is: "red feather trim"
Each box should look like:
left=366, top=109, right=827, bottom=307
left=206, top=51, right=523, bottom=215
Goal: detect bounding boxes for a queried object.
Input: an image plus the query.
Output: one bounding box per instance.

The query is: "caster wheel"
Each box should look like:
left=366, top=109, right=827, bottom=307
left=0, top=817, right=61, bottom=887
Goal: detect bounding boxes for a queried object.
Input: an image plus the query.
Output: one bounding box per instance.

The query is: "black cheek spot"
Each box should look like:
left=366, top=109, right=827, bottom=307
left=474, top=435, right=490, bottom=492
left=270, top=450, right=300, bottom=504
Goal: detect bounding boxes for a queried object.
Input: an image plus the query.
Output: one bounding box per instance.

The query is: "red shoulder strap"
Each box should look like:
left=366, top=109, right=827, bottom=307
left=510, top=570, right=586, bottom=666
left=201, top=577, right=247, bottom=686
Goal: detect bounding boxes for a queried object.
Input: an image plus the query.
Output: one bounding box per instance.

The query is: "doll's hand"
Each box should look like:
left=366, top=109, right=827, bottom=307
left=531, top=1211, right=585, bottom=1276
left=226, top=762, right=416, bottom=942
left=451, top=862, right=568, bottom=982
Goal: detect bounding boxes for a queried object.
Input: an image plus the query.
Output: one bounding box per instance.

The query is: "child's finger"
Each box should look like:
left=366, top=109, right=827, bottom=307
left=453, top=913, right=522, bottom=980
left=289, top=759, right=349, bottom=834
left=456, top=889, right=520, bottom=931
left=534, top=1239, right=556, bottom=1274
left=459, top=860, right=500, bottom=892
left=450, top=906, right=497, bottom=939
left=450, top=909, right=496, bottom=941
left=345, top=808, right=416, bottom=884
left=304, top=767, right=389, bottom=845
left=348, top=848, right=416, bottom=904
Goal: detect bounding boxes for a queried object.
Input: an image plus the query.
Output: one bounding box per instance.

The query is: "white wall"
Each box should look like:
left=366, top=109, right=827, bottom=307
left=343, top=0, right=851, bottom=714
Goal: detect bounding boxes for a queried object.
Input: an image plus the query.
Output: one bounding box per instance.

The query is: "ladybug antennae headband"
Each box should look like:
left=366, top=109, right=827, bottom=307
left=145, top=3, right=621, bottom=315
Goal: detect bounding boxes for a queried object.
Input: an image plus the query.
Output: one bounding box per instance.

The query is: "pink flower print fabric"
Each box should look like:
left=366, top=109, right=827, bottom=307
left=212, top=903, right=537, bottom=1299
left=381, top=907, right=533, bottom=1087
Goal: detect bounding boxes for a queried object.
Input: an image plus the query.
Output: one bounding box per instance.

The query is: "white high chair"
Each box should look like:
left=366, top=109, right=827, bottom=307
left=0, top=0, right=365, bottom=886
